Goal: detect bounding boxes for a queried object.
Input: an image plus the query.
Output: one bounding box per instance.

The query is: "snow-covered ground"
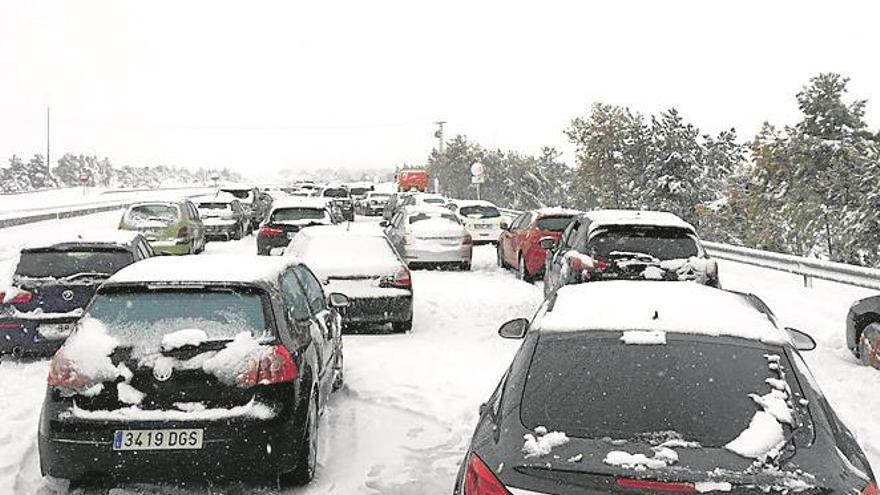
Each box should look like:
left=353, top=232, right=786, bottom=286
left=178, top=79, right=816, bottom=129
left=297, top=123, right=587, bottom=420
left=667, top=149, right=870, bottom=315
left=0, top=212, right=877, bottom=494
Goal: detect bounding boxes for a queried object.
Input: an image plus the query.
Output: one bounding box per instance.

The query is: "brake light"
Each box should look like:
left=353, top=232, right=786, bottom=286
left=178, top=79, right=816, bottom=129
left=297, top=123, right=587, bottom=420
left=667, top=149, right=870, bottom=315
left=47, top=349, right=92, bottom=392
left=862, top=483, right=878, bottom=495
left=391, top=266, right=411, bottom=289
left=569, top=255, right=584, bottom=273
left=236, top=345, right=299, bottom=387
left=176, top=226, right=189, bottom=238
left=463, top=234, right=474, bottom=245
left=616, top=478, right=695, bottom=493
left=595, top=258, right=609, bottom=271
left=464, top=453, right=510, bottom=495
left=259, top=226, right=283, bottom=238
left=0, top=322, right=22, bottom=330
left=0, top=290, right=32, bottom=304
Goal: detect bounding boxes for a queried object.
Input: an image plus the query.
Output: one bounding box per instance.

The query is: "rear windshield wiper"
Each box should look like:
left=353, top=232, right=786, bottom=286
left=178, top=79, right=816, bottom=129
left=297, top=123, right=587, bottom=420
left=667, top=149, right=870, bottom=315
left=61, top=271, right=112, bottom=281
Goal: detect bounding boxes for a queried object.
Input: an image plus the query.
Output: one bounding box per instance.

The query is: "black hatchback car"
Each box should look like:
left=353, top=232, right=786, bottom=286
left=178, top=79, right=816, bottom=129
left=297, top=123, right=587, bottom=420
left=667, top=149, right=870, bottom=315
left=455, top=281, right=875, bottom=495
left=38, top=255, right=348, bottom=487
left=0, top=231, right=152, bottom=357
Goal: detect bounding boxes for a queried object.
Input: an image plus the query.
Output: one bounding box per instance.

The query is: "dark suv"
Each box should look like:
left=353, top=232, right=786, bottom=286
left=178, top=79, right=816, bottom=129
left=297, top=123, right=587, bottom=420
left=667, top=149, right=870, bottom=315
left=38, top=255, right=348, bottom=486
left=322, top=187, right=354, bottom=221
left=0, top=231, right=153, bottom=357
left=543, top=209, right=718, bottom=295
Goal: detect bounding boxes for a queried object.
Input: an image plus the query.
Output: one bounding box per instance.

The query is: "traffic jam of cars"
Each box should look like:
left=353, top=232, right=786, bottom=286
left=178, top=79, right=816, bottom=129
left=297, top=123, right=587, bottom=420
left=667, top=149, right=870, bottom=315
left=0, top=172, right=876, bottom=494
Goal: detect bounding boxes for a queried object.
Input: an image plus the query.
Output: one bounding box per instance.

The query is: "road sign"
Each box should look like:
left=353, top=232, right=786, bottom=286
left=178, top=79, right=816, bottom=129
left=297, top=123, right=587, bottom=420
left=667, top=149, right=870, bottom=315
left=470, top=162, right=485, bottom=177
left=471, top=175, right=485, bottom=184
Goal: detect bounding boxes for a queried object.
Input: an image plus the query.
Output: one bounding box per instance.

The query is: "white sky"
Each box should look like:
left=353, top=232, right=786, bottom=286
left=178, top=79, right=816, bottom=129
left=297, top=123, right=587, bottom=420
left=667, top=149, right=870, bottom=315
left=1, top=0, right=878, bottom=179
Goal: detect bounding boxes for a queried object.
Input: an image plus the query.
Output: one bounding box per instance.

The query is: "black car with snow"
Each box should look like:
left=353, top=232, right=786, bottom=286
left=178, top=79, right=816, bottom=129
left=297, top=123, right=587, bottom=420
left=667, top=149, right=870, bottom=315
left=846, top=295, right=880, bottom=369
left=38, top=255, right=348, bottom=486
left=543, top=209, right=718, bottom=296
left=455, top=281, right=875, bottom=495
left=322, top=186, right=355, bottom=221
left=286, top=225, right=414, bottom=332
left=0, top=231, right=152, bottom=357
left=256, top=198, right=336, bottom=255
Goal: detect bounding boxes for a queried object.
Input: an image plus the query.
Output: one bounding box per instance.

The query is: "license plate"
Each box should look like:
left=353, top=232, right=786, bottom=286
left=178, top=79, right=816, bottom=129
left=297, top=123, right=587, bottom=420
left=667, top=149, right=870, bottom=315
left=113, top=429, right=203, bottom=451
left=287, top=232, right=296, bottom=239
left=39, top=323, right=74, bottom=339
left=474, top=224, right=492, bottom=230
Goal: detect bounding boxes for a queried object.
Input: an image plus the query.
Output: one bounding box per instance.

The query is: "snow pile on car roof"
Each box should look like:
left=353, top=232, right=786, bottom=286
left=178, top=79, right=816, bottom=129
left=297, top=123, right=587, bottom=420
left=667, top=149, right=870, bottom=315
left=534, top=206, right=581, bottom=217
left=191, top=191, right=238, bottom=203
left=288, top=226, right=400, bottom=278
left=586, top=209, right=695, bottom=232
left=107, top=255, right=297, bottom=284
left=271, top=197, right=331, bottom=210
left=537, top=281, right=787, bottom=344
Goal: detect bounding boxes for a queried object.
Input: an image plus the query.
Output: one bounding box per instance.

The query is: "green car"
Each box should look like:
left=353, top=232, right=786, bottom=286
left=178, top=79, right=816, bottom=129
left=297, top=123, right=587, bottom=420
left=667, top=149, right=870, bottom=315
left=119, top=200, right=207, bottom=255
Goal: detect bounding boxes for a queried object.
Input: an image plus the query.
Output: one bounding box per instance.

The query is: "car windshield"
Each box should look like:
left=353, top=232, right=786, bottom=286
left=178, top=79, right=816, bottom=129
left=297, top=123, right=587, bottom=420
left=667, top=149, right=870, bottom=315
left=221, top=189, right=252, bottom=200
left=271, top=207, right=328, bottom=223
left=126, top=204, right=179, bottom=224
left=409, top=212, right=460, bottom=224
left=86, top=288, right=269, bottom=348
left=536, top=215, right=575, bottom=232
left=459, top=205, right=500, bottom=218
left=15, top=248, right=134, bottom=278
left=369, top=193, right=390, bottom=199
left=587, top=227, right=700, bottom=260
left=323, top=188, right=349, bottom=198
left=521, top=332, right=793, bottom=447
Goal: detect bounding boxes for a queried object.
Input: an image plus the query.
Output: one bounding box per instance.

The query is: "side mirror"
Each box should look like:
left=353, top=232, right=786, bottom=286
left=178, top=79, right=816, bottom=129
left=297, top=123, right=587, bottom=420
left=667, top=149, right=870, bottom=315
left=328, top=292, right=350, bottom=309
left=478, top=402, right=488, bottom=415
left=500, top=222, right=509, bottom=231
left=379, top=220, right=389, bottom=227
left=498, top=318, right=529, bottom=339
left=538, top=236, right=557, bottom=250
left=786, top=327, right=817, bottom=351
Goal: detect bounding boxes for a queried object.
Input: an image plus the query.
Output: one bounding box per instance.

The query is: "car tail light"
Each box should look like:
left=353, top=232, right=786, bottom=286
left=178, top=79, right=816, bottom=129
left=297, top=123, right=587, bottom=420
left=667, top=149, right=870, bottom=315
left=616, top=478, right=695, bottom=493
left=463, top=234, right=474, bottom=245
left=47, top=349, right=93, bottom=392
left=259, top=226, right=283, bottom=238
left=862, top=483, right=878, bottom=495
left=464, top=453, right=510, bottom=495
left=391, top=266, right=411, bottom=289
left=594, top=258, right=609, bottom=271
left=0, top=290, right=32, bottom=304
left=176, top=226, right=189, bottom=238
left=569, top=255, right=584, bottom=273
left=0, top=322, right=22, bottom=330
left=236, top=345, right=299, bottom=387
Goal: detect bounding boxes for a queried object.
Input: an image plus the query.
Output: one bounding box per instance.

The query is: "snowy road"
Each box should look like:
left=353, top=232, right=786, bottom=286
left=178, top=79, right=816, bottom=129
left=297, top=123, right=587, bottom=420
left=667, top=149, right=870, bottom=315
left=0, top=212, right=877, bottom=494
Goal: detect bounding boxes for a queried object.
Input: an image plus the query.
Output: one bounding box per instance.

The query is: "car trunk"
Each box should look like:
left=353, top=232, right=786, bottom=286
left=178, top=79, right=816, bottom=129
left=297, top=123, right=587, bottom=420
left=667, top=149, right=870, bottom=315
left=13, top=278, right=102, bottom=315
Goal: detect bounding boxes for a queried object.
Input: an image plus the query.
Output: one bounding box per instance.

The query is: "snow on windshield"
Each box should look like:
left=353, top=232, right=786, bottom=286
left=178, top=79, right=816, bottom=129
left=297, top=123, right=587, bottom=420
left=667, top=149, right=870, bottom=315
left=126, top=204, right=179, bottom=225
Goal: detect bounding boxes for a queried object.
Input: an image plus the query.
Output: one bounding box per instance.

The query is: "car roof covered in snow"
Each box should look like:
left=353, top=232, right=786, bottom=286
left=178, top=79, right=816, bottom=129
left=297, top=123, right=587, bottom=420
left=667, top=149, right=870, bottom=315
left=293, top=224, right=385, bottom=239
left=401, top=205, right=457, bottom=216
left=449, top=199, right=498, bottom=208
left=583, top=209, right=695, bottom=233
left=531, top=207, right=581, bottom=218
left=269, top=197, right=331, bottom=211
left=191, top=191, right=239, bottom=204
left=535, top=281, right=787, bottom=345
left=20, top=230, right=146, bottom=251
left=106, top=255, right=301, bottom=285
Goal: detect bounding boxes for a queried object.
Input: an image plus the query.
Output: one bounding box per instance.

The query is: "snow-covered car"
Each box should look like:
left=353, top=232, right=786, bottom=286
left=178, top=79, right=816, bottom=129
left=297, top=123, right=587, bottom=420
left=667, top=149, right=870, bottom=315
left=455, top=281, right=876, bottom=495
left=383, top=205, right=473, bottom=270
left=398, top=193, right=449, bottom=209
left=192, top=192, right=250, bottom=241
left=356, top=191, right=391, bottom=216
left=543, top=209, right=718, bottom=296
left=38, top=255, right=348, bottom=486
left=321, top=186, right=355, bottom=221
left=286, top=226, right=414, bottom=332
left=846, top=295, right=880, bottom=368
left=119, top=200, right=207, bottom=255
left=446, top=200, right=506, bottom=245
left=0, top=231, right=153, bottom=357
left=220, top=184, right=266, bottom=229
left=256, top=198, right=336, bottom=255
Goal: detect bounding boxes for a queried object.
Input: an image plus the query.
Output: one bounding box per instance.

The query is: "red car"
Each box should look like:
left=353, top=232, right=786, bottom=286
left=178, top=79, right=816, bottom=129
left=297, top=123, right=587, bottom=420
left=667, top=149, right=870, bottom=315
left=497, top=208, right=580, bottom=282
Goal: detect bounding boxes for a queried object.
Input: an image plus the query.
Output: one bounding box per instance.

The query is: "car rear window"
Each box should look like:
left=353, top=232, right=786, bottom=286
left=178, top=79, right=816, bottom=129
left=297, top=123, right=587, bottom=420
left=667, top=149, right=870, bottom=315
left=323, top=188, right=349, bottom=198
left=521, top=332, right=789, bottom=447
left=409, top=212, right=460, bottom=224
left=15, top=249, right=134, bottom=279
left=197, top=203, right=233, bottom=215
left=350, top=187, right=371, bottom=195
left=271, top=207, right=328, bottom=223
left=587, top=227, right=699, bottom=260
left=127, top=204, right=179, bottom=224
left=536, top=215, right=575, bottom=232
left=221, top=189, right=251, bottom=200
left=459, top=205, right=500, bottom=218
left=86, top=288, right=269, bottom=348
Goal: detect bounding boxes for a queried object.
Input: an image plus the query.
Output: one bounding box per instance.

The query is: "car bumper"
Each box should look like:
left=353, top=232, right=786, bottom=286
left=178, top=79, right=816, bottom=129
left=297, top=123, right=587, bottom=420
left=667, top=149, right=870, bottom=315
left=204, top=224, right=238, bottom=239
left=466, top=228, right=502, bottom=244
left=0, top=318, right=73, bottom=356
left=342, top=294, right=412, bottom=325
left=256, top=236, right=290, bottom=255
left=149, top=239, right=192, bottom=255
left=402, top=245, right=472, bottom=265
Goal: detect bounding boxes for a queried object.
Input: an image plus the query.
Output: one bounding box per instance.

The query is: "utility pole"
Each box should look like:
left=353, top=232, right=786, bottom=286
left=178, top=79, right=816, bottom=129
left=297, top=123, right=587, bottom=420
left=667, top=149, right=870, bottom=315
left=433, top=121, right=446, bottom=154
left=46, top=106, right=51, bottom=179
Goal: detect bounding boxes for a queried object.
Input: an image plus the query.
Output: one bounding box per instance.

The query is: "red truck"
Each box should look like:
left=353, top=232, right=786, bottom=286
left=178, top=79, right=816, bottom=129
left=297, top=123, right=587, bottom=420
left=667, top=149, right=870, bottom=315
left=397, top=169, right=429, bottom=192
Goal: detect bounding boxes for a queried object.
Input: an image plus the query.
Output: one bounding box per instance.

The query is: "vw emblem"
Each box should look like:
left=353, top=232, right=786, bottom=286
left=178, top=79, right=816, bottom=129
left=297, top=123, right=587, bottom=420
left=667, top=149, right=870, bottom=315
left=61, top=290, right=74, bottom=302
left=153, top=361, right=173, bottom=382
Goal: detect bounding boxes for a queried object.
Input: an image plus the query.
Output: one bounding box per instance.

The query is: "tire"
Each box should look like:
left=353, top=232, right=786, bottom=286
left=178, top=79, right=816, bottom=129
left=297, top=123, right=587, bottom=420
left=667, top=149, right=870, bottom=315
left=187, top=240, right=196, bottom=255
left=496, top=244, right=506, bottom=268
left=332, top=352, right=344, bottom=392
left=858, top=323, right=880, bottom=367
left=460, top=262, right=471, bottom=271
left=517, top=255, right=534, bottom=284
left=287, top=392, right=319, bottom=485
left=392, top=318, right=412, bottom=333
left=233, top=224, right=243, bottom=240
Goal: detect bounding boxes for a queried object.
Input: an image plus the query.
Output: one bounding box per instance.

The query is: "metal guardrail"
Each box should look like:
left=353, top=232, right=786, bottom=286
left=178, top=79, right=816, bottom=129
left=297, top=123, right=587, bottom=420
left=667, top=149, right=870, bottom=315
left=495, top=207, right=880, bottom=291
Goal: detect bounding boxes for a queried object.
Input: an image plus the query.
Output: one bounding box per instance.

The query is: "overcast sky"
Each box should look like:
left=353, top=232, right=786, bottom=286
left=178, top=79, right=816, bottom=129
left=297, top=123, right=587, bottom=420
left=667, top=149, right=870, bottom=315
left=1, top=0, right=877, bottom=179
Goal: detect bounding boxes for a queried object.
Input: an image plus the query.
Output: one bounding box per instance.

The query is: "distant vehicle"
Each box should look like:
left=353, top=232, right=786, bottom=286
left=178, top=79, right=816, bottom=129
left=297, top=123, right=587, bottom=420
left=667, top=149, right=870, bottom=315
left=542, top=209, right=718, bottom=296
left=321, top=186, right=355, bottom=222
left=257, top=198, right=336, bottom=255
left=119, top=200, right=206, bottom=255
left=346, top=183, right=374, bottom=201
left=497, top=207, right=580, bottom=282
left=446, top=200, right=506, bottom=245
left=382, top=192, right=414, bottom=223
left=220, top=185, right=268, bottom=229
left=396, top=169, right=429, bottom=192
left=286, top=226, right=413, bottom=332
left=356, top=191, right=391, bottom=216
left=192, top=192, right=250, bottom=241
left=455, top=281, right=875, bottom=495
left=846, top=295, right=880, bottom=368
left=383, top=205, right=473, bottom=270
left=38, top=255, right=348, bottom=486
left=399, top=193, right=448, bottom=209
left=0, top=231, right=152, bottom=357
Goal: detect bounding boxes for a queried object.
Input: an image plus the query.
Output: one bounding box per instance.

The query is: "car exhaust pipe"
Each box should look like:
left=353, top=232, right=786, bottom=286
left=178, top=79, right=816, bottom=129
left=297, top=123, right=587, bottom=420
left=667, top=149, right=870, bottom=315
left=11, top=346, right=23, bottom=358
